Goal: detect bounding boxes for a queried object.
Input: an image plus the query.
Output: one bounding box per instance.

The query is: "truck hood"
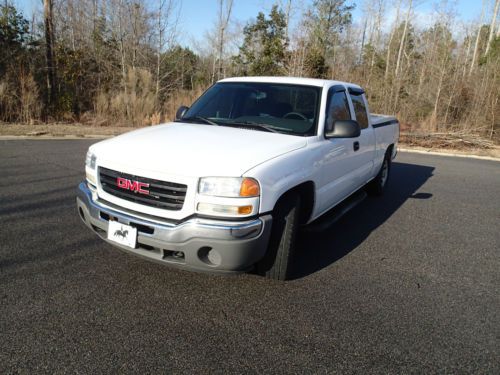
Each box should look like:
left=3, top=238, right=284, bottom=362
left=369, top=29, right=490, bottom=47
left=91, top=122, right=307, bottom=177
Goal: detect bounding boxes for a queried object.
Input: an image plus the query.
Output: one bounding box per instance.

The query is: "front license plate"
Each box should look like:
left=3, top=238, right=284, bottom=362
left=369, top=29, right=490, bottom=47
left=107, top=221, right=137, bottom=248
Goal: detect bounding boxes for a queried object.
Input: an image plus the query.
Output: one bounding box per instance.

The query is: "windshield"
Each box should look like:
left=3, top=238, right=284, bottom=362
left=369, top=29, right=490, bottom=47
left=182, top=82, right=322, bottom=136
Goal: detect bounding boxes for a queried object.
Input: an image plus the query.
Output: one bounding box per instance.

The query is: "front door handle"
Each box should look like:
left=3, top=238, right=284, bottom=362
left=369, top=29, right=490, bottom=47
left=353, top=141, right=360, bottom=151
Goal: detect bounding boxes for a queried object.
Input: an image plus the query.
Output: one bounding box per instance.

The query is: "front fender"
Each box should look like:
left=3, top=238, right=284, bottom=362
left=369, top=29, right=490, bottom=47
left=243, top=144, right=320, bottom=214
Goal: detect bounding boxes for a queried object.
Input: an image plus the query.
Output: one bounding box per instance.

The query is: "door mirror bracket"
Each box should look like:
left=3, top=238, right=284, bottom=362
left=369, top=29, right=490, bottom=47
left=175, top=106, right=189, bottom=121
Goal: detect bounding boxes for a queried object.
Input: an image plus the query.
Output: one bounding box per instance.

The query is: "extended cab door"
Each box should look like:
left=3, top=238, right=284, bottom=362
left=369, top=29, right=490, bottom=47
left=315, top=86, right=361, bottom=216
left=347, top=88, right=376, bottom=185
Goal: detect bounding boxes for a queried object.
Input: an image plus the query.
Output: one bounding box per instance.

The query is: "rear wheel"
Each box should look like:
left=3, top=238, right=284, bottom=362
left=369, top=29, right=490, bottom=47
left=367, top=150, right=391, bottom=196
left=257, top=194, right=301, bottom=280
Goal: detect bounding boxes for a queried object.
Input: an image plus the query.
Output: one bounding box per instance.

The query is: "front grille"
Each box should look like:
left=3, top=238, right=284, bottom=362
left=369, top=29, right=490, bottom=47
left=99, top=167, right=187, bottom=211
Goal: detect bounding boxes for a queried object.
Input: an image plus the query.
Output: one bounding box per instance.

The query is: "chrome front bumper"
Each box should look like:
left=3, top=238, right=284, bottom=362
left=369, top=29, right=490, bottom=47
left=76, top=182, right=272, bottom=273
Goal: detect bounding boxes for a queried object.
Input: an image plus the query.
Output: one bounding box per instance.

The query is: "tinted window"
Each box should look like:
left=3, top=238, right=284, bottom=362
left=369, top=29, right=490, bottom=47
left=325, top=90, right=351, bottom=133
left=184, top=82, right=322, bottom=136
left=190, top=86, right=235, bottom=118
left=350, top=93, right=369, bottom=129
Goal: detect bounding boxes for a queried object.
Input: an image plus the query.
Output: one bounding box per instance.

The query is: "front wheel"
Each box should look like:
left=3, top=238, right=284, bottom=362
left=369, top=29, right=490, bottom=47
left=257, top=194, right=301, bottom=280
left=367, top=151, right=391, bottom=196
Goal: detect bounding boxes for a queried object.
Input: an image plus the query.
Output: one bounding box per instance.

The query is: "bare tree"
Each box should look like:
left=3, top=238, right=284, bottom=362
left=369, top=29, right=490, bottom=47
left=360, top=17, right=368, bottom=62
left=44, top=0, right=56, bottom=110
left=384, top=0, right=402, bottom=80
left=470, top=0, right=487, bottom=74
left=485, top=0, right=500, bottom=56
left=395, top=0, right=412, bottom=77
left=211, top=0, right=233, bottom=83
left=155, top=0, right=179, bottom=106
left=284, top=0, right=292, bottom=41
left=2, top=0, right=500, bottom=140
left=367, top=0, right=384, bottom=91
left=461, top=28, right=473, bottom=77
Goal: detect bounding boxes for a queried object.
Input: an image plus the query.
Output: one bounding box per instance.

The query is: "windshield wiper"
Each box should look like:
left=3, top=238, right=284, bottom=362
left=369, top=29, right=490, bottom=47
left=223, top=121, right=280, bottom=133
left=178, top=116, right=220, bottom=126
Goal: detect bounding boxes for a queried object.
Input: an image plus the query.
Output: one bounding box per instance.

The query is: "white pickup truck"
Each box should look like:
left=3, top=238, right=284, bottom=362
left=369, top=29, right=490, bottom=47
left=77, top=77, right=399, bottom=280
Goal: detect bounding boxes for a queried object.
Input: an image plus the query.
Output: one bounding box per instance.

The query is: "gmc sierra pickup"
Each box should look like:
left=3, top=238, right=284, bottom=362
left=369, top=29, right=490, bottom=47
left=77, top=77, right=399, bottom=280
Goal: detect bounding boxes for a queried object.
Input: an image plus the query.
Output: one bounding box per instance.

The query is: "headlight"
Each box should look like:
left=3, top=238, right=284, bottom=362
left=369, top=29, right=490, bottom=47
left=85, top=151, right=97, bottom=187
left=85, top=151, right=97, bottom=170
left=198, top=177, right=260, bottom=197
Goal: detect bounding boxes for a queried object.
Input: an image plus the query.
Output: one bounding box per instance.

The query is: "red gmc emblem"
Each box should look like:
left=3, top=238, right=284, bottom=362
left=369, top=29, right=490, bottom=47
left=116, top=177, right=150, bottom=195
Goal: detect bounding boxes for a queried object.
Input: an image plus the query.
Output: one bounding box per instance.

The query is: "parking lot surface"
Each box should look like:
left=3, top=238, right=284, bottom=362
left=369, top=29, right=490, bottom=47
left=1, top=140, right=499, bottom=373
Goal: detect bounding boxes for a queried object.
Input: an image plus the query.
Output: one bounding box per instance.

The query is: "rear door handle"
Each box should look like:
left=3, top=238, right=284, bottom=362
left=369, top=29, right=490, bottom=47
left=353, top=141, right=360, bottom=151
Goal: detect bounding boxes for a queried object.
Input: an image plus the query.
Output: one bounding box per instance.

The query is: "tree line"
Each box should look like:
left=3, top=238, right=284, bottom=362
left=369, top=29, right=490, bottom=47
left=0, top=0, right=499, bottom=140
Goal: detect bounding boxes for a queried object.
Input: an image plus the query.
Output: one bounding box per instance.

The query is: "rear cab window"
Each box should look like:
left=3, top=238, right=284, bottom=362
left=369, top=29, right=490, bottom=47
left=348, top=88, right=369, bottom=129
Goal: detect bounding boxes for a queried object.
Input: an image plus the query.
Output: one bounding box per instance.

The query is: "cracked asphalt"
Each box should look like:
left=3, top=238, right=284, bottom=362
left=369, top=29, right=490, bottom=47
left=1, top=139, right=499, bottom=373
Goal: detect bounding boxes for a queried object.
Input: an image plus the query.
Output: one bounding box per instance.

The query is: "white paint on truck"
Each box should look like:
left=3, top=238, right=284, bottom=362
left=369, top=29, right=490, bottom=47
left=77, top=76, right=399, bottom=280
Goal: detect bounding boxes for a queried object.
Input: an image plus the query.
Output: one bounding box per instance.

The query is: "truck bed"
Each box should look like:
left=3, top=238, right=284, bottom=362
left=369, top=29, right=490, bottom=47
left=370, top=113, right=399, bottom=163
left=370, top=113, right=398, bottom=127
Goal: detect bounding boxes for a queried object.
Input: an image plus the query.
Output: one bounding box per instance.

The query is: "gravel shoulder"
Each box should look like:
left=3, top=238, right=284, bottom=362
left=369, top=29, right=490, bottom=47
left=0, top=123, right=130, bottom=138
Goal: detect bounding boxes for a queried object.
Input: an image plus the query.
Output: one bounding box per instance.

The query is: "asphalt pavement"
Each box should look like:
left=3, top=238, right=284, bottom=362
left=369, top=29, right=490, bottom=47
left=1, top=139, right=499, bottom=373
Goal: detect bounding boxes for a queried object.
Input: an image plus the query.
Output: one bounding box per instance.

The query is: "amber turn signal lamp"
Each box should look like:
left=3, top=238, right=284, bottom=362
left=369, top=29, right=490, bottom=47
left=240, top=178, right=260, bottom=197
left=237, top=205, right=253, bottom=215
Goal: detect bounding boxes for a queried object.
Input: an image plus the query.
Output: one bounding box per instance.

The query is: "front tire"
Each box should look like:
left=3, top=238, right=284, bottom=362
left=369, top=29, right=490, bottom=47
left=257, top=194, right=301, bottom=280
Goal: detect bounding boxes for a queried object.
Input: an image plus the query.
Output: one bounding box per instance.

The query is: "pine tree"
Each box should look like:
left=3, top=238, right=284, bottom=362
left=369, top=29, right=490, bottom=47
left=235, top=5, right=288, bottom=76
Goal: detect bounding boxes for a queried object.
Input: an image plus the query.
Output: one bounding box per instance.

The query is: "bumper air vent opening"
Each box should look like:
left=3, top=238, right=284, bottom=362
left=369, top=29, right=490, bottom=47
left=78, top=207, right=85, bottom=221
left=133, top=223, right=154, bottom=235
left=91, top=224, right=106, bottom=235
left=163, top=250, right=185, bottom=263
left=100, top=211, right=110, bottom=221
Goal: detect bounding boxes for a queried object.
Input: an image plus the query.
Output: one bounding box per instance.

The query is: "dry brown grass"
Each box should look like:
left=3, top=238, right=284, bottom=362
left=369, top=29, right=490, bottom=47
left=400, top=132, right=495, bottom=149
left=93, top=68, right=156, bottom=127
left=163, top=86, right=206, bottom=121
left=0, top=80, right=15, bottom=122
left=399, top=132, right=500, bottom=158
left=91, top=77, right=206, bottom=127
left=19, top=72, right=41, bottom=124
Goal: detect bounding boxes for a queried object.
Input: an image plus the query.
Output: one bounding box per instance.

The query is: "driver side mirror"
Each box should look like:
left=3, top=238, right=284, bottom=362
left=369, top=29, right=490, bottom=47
left=175, top=105, right=189, bottom=121
left=325, top=120, right=361, bottom=138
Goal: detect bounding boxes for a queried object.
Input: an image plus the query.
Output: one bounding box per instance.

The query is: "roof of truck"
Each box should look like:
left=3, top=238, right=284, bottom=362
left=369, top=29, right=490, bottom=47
left=219, top=76, right=362, bottom=90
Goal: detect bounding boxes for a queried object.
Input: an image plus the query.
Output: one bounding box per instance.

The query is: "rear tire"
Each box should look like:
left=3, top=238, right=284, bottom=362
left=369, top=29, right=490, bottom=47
left=257, top=194, right=301, bottom=280
left=367, top=150, right=391, bottom=196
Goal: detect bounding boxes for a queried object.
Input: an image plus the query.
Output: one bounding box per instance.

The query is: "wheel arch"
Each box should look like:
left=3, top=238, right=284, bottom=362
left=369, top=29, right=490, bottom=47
left=273, top=181, right=315, bottom=225
left=387, top=143, right=395, bottom=159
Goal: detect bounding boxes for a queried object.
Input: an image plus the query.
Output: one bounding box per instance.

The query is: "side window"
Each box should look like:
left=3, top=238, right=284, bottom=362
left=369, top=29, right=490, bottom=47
left=350, top=93, right=369, bottom=129
left=325, top=90, right=351, bottom=133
